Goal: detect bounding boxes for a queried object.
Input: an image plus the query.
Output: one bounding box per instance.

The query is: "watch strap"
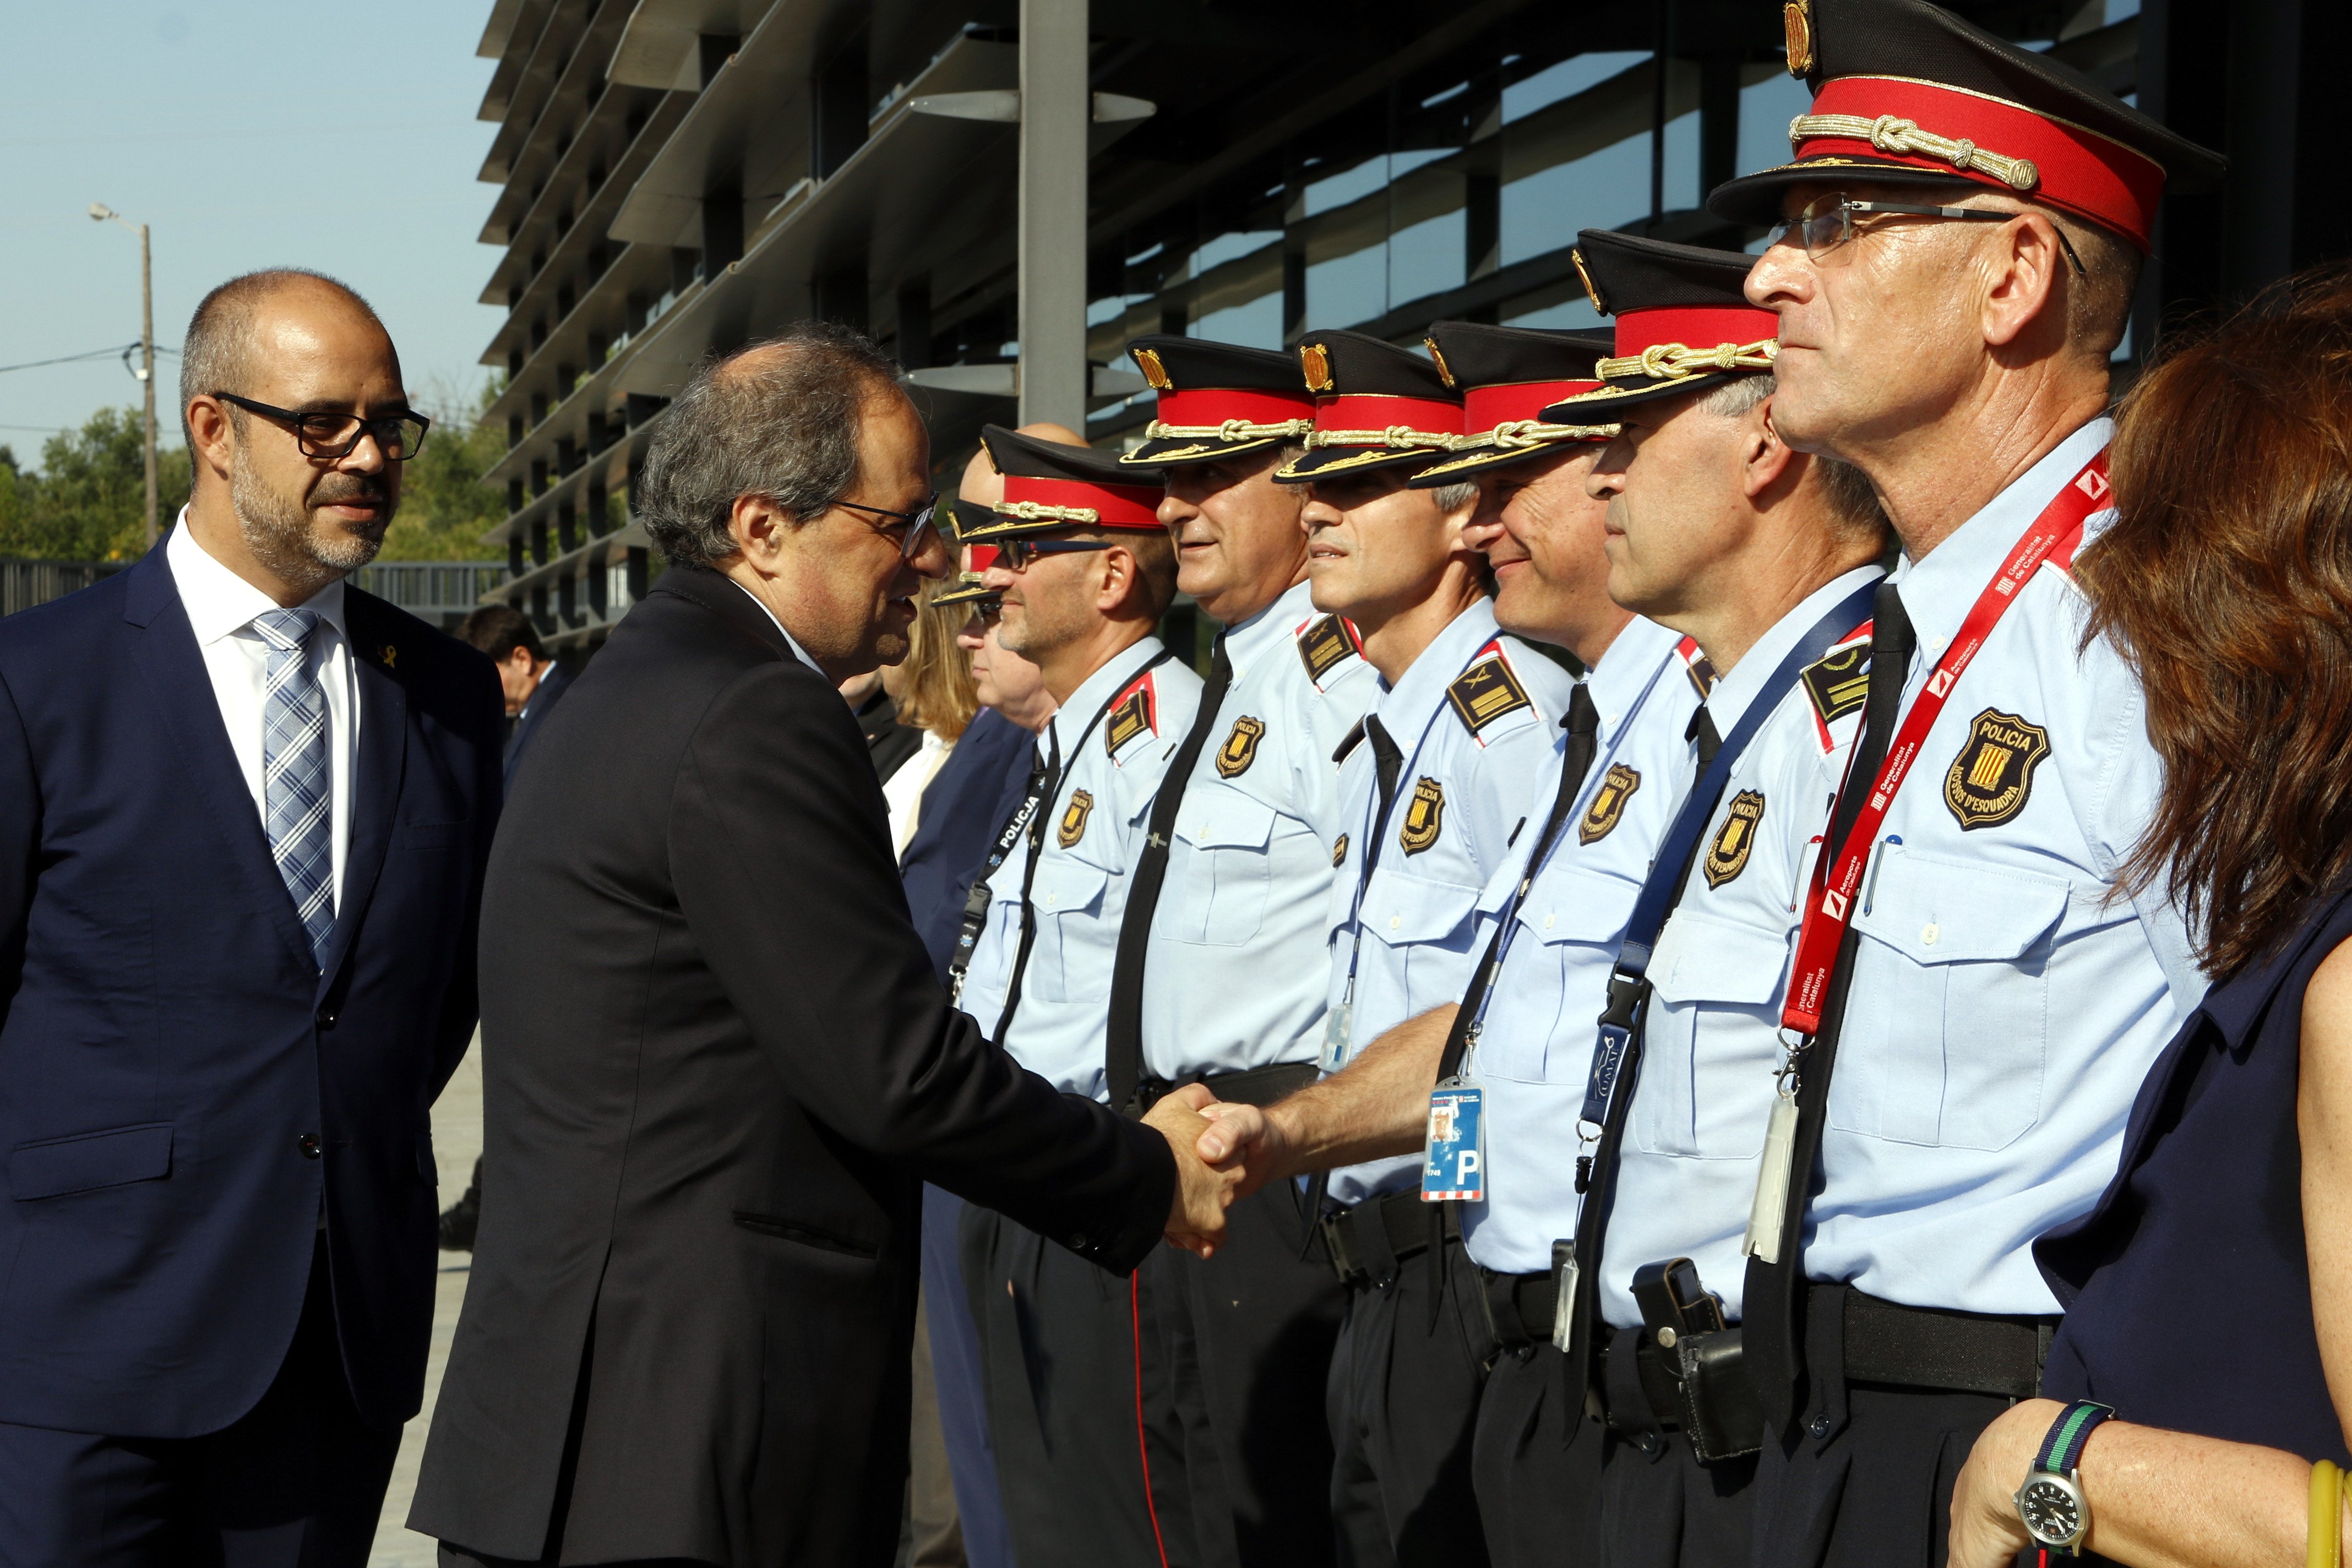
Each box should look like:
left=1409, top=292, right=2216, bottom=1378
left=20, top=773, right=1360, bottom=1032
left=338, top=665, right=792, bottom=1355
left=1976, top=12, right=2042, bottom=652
left=2035, top=1400, right=2115, bottom=1477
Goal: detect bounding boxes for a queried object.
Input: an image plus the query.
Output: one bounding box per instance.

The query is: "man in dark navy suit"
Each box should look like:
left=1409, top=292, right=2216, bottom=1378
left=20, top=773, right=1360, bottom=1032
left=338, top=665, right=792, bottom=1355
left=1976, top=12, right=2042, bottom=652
left=0, top=270, right=504, bottom=1564
left=458, top=603, right=574, bottom=792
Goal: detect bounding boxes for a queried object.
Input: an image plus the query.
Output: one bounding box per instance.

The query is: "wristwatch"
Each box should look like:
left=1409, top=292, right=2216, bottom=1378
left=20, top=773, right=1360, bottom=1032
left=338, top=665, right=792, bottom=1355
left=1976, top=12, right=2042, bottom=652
left=2013, top=1400, right=2115, bottom=1556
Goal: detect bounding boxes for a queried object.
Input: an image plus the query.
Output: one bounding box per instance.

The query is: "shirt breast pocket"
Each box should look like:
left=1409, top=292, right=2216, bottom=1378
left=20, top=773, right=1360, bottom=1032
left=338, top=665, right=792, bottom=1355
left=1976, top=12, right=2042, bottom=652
left=1030, top=859, right=1110, bottom=1004
left=1168, top=790, right=1278, bottom=946
left=1362, top=867, right=1484, bottom=1017
left=1833, top=845, right=2068, bottom=1151
left=1484, top=868, right=1641, bottom=1084
left=1637, top=910, right=1794, bottom=1159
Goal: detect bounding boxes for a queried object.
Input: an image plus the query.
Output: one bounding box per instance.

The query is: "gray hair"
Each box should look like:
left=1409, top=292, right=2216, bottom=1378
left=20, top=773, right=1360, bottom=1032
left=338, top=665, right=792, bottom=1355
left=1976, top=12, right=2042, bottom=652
left=1431, top=478, right=1478, bottom=512
left=634, top=321, right=905, bottom=568
left=180, top=269, right=381, bottom=447
left=1698, top=372, right=1883, bottom=538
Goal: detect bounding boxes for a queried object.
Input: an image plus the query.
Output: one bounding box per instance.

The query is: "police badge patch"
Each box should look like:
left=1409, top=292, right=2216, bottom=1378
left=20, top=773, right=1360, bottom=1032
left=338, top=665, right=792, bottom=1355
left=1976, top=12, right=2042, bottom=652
left=1703, top=790, right=1766, bottom=889
left=1943, top=709, right=2050, bottom=831
left=1800, top=644, right=1869, bottom=725
left=1058, top=789, right=1095, bottom=848
left=1217, top=716, right=1266, bottom=778
left=1580, top=763, right=1640, bottom=845
left=1399, top=777, right=1445, bottom=855
left=1447, top=657, right=1532, bottom=736
left=1332, top=834, right=1348, bottom=868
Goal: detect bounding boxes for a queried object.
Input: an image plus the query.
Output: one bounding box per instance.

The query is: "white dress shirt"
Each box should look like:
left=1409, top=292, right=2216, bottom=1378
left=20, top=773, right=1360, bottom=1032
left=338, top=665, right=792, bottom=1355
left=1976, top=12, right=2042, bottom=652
left=166, top=511, right=360, bottom=907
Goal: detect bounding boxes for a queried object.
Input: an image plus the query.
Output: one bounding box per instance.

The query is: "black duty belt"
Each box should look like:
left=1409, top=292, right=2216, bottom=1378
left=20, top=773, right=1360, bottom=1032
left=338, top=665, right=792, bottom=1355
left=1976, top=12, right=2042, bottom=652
left=1818, top=1283, right=2056, bottom=1401
left=1479, top=1266, right=1560, bottom=1354
left=1323, top=1189, right=1455, bottom=1289
left=1126, top=1060, right=1317, bottom=1118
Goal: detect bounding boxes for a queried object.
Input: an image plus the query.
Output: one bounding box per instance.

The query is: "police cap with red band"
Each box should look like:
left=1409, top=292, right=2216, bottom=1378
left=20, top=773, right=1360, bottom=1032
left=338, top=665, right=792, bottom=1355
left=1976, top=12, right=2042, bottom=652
left=1409, top=322, right=1620, bottom=488
left=1117, top=336, right=1319, bottom=467
left=960, top=426, right=1168, bottom=541
left=1272, top=329, right=1464, bottom=484
left=1707, top=0, right=2223, bottom=252
left=1540, top=231, right=1779, bottom=418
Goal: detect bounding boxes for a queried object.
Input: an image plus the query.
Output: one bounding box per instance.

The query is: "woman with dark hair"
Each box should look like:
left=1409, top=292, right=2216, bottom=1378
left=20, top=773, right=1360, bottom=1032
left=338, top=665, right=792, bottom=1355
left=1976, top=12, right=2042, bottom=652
left=1948, top=268, right=2352, bottom=1565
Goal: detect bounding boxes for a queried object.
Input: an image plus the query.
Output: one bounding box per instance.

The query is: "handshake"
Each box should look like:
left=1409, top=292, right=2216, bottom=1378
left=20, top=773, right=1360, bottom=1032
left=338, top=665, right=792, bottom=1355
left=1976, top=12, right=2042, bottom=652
left=1141, top=1085, right=1296, bottom=1259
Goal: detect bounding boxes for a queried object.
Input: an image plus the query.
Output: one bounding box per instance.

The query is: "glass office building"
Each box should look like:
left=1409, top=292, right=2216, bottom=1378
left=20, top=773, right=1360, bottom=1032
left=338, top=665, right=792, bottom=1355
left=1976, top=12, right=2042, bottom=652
left=465, top=0, right=2337, bottom=652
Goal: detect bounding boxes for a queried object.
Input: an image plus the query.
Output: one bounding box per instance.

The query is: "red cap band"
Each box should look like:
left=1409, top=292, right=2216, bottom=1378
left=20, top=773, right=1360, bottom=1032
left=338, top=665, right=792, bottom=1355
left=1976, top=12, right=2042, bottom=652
left=966, top=543, right=1000, bottom=570
left=1462, top=381, right=1606, bottom=431
left=1800, top=76, right=2165, bottom=249
left=1155, top=386, right=1317, bottom=427
left=1613, top=305, right=1779, bottom=359
left=1001, top=472, right=1164, bottom=529
left=1311, top=394, right=1464, bottom=442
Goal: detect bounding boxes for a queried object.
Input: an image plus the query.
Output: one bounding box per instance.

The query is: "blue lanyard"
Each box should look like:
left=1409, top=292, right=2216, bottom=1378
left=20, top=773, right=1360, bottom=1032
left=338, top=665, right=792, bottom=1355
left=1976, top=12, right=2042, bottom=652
left=1577, top=579, right=1879, bottom=1129
left=1458, top=646, right=1680, bottom=1046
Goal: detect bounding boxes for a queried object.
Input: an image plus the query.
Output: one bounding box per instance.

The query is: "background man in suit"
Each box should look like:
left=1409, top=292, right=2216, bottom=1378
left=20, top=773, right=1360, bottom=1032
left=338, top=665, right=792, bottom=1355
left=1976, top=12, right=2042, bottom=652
left=457, top=604, right=573, bottom=792
left=0, top=269, right=504, bottom=1565
left=411, top=323, right=1235, bottom=1568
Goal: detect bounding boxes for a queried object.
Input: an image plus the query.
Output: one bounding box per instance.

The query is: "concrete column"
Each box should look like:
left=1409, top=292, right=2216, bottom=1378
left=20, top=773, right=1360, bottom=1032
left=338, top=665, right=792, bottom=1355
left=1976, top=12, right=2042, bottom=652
left=1018, top=0, right=1088, bottom=429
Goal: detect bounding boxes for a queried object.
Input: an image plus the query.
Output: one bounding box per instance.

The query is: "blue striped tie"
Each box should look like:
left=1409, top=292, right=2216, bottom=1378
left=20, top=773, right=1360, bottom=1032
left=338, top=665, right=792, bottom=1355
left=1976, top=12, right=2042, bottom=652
left=254, top=608, right=335, bottom=965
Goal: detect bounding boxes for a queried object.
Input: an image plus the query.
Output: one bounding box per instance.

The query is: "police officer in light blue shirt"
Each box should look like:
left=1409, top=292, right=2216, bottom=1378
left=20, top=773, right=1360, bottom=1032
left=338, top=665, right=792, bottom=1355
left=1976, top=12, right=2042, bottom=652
left=951, top=427, right=1205, bottom=1568
left=1107, top=335, right=1377, bottom=1568
left=1702, top=0, right=2223, bottom=1556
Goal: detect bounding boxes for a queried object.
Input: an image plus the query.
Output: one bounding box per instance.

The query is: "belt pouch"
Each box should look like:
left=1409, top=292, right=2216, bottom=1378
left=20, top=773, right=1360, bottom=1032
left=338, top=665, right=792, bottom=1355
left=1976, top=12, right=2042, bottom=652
left=1674, top=1329, right=1765, bottom=1462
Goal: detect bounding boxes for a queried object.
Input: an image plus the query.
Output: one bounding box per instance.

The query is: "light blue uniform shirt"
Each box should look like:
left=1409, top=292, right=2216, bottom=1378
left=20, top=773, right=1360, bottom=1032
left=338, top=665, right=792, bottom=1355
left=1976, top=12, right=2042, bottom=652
left=1457, top=614, right=1701, bottom=1276
left=961, top=637, right=1204, bottom=1100
left=1597, top=567, right=1883, bottom=1325
left=1800, top=417, right=2202, bottom=1314
left=1322, top=601, right=1580, bottom=1207
left=1140, top=580, right=1376, bottom=1079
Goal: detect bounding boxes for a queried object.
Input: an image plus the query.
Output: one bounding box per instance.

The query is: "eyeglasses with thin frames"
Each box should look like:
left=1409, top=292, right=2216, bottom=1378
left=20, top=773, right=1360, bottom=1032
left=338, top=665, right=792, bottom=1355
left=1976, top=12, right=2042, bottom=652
left=1768, top=194, right=2087, bottom=277
left=211, top=391, right=431, bottom=461
left=835, top=494, right=941, bottom=561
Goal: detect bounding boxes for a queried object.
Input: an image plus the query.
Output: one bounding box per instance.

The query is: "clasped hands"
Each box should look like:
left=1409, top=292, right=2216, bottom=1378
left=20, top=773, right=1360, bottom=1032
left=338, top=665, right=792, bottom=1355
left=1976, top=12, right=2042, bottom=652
left=1141, top=1086, right=1295, bottom=1260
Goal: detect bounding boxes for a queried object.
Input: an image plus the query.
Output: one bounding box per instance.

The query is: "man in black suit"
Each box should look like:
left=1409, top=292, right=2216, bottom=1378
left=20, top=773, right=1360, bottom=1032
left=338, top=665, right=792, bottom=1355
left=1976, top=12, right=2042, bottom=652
left=410, top=323, right=1237, bottom=1568
left=457, top=604, right=574, bottom=792
left=0, top=270, right=504, bottom=1565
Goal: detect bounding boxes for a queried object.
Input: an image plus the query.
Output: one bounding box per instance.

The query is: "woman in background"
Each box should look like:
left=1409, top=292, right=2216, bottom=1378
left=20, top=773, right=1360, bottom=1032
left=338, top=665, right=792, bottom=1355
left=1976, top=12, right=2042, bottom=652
left=1948, top=268, right=2352, bottom=1564
left=881, top=578, right=982, bottom=857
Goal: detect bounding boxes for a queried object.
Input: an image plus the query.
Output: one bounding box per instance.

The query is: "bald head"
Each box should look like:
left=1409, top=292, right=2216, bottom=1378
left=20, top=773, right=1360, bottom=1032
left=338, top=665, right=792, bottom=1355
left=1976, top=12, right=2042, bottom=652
left=957, top=420, right=1086, bottom=509
left=179, top=270, right=389, bottom=448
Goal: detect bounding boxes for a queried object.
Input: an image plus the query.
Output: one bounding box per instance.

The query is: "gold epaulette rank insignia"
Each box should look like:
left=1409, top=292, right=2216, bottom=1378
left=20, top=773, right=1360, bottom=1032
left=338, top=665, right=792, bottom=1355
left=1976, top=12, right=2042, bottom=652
left=1580, top=763, right=1641, bottom=845
left=1399, top=777, right=1445, bottom=854
left=1703, top=790, right=1766, bottom=888
left=1104, top=680, right=1155, bottom=758
left=1058, top=790, right=1095, bottom=847
left=1299, top=615, right=1360, bottom=686
left=1217, top=716, right=1265, bottom=778
left=1800, top=644, right=1870, bottom=726
left=1447, top=656, right=1532, bottom=736
left=1943, top=708, right=2050, bottom=831
left=1332, top=834, right=1349, bottom=867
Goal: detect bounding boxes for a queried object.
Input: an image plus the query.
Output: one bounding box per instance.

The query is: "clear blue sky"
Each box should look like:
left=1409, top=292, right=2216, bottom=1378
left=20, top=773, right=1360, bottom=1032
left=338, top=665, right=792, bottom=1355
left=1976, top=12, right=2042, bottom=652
left=0, top=4, right=504, bottom=464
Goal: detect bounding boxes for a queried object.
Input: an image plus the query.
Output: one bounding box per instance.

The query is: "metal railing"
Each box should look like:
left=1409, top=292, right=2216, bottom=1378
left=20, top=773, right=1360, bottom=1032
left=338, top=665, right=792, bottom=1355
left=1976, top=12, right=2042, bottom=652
left=350, top=562, right=508, bottom=621
left=0, top=558, right=122, bottom=617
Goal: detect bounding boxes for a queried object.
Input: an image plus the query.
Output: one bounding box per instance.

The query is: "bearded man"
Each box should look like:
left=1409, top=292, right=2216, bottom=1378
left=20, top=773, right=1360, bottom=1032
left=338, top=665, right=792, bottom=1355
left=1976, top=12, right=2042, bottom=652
left=0, top=269, right=507, bottom=1565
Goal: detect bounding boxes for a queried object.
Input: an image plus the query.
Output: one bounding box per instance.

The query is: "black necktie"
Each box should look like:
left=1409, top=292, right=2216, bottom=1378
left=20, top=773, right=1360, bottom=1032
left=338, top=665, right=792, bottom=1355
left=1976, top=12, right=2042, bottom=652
left=1365, top=714, right=1404, bottom=832
left=1744, top=579, right=1918, bottom=1431
left=1105, top=636, right=1235, bottom=1112
left=1560, top=697, right=1724, bottom=1417
left=989, top=731, right=1061, bottom=1049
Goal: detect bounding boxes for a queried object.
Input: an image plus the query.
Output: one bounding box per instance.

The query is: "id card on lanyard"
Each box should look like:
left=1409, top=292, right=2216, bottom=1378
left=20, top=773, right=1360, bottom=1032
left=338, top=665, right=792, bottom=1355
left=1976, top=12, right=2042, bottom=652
left=1742, top=453, right=2109, bottom=1262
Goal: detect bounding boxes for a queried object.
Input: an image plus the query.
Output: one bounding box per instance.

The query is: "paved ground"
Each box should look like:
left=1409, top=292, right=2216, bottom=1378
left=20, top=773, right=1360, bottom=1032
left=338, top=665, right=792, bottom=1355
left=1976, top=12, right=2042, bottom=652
left=369, top=1036, right=482, bottom=1567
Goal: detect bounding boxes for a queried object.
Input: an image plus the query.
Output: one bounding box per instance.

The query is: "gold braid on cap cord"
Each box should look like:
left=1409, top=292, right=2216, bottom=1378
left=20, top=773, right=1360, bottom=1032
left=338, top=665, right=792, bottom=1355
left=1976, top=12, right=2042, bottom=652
left=1142, top=416, right=1317, bottom=443
left=994, top=500, right=1103, bottom=524
left=1304, top=424, right=1463, bottom=451
left=1595, top=339, right=1779, bottom=383
left=1787, top=112, right=2040, bottom=192
left=1476, top=418, right=1622, bottom=449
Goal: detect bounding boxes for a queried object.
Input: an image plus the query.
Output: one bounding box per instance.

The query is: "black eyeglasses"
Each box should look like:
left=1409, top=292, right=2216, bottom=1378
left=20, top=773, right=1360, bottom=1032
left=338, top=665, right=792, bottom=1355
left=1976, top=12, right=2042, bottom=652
left=835, top=493, right=941, bottom=560
left=212, top=391, right=430, bottom=461
left=1768, top=194, right=2087, bottom=277
left=994, top=537, right=1118, bottom=571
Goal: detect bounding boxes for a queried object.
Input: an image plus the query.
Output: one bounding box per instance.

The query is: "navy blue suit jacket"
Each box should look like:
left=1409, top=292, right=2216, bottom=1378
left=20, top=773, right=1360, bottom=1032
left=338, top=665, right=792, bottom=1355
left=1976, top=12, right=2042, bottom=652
left=896, top=708, right=1038, bottom=984
left=0, top=542, right=504, bottom=1439
left=503, top=658, right=572, bottom=792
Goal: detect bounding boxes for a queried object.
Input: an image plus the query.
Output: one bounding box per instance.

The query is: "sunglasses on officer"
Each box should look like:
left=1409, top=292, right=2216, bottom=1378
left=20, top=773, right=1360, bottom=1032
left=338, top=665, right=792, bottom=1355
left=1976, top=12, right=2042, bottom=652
left=993, top=537, right=1119, bottom=571
left=1768, top=193, right=2087, bottom=277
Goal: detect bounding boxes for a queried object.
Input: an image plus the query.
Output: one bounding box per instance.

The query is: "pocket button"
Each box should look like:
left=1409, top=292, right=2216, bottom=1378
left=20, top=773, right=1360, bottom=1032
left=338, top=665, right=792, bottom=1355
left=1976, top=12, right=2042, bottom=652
left=1919, top=922, right=1940, bottom=946
left=297, top=1134, right=322, bottom=1159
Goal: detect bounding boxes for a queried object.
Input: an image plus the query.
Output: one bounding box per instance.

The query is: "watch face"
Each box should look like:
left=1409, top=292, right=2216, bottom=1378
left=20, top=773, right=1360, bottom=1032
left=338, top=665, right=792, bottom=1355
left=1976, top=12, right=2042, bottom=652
left=2018, top=1477, right=2083, bottom=1545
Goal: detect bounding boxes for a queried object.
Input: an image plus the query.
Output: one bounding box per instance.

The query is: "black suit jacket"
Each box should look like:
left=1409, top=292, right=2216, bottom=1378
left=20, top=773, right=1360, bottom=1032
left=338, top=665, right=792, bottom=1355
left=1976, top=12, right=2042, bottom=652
left=410, top=564, right=1174, bottom=1567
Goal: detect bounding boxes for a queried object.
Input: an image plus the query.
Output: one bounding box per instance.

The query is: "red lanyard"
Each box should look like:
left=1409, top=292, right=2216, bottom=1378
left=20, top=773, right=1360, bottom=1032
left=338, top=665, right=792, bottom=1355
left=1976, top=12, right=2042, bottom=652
left=1781, top=453, right=2110, bottom=1035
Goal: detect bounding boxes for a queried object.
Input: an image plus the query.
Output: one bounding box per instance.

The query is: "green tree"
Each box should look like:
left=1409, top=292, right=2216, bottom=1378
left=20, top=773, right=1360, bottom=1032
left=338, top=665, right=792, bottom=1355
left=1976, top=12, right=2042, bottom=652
left=379, top=377, right=509, bottom=562
left=0, top=409, right=192, bottom=563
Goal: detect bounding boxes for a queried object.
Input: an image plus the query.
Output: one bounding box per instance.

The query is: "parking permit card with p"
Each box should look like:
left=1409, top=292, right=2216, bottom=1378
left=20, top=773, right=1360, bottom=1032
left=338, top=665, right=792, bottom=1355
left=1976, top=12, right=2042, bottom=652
left=1422, top=1080, right=1486, bottom=1202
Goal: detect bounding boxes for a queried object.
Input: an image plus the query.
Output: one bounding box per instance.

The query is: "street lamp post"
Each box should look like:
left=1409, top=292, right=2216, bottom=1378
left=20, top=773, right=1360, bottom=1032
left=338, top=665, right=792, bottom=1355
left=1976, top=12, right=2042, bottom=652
left=89, top=203, right=157, bottom=549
